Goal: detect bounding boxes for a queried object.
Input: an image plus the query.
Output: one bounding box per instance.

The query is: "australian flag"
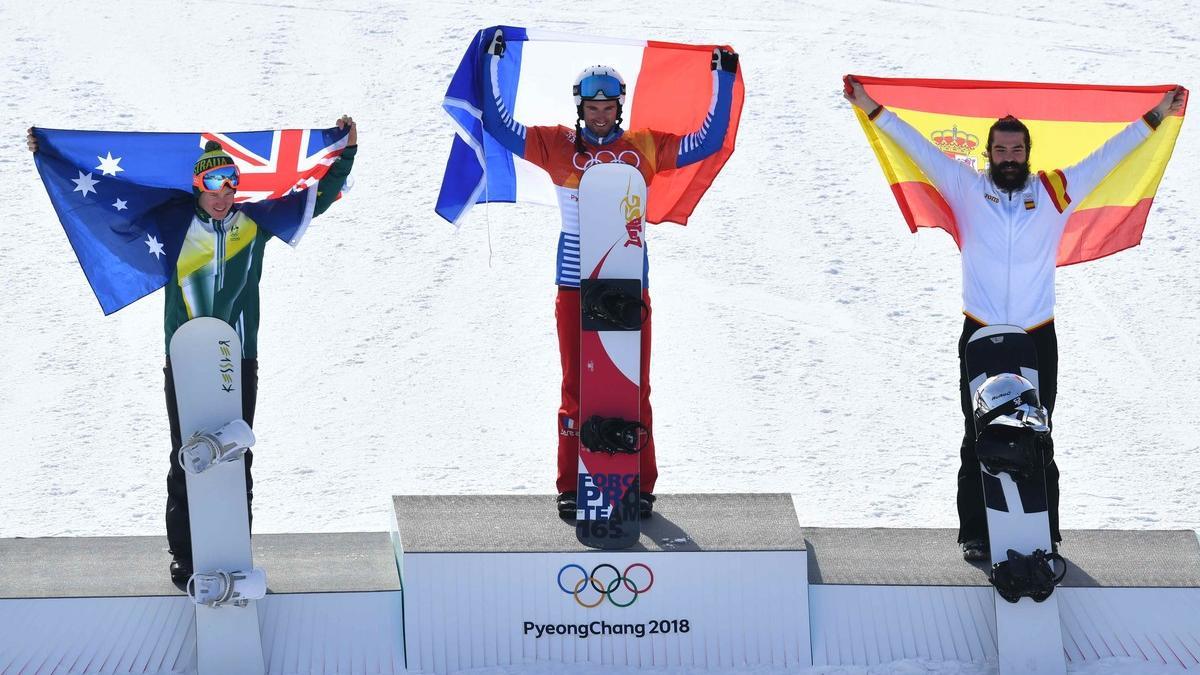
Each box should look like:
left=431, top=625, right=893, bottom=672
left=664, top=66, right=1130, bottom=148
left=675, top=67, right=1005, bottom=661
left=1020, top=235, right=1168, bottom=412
left=32, top=126, right=349, bottom=315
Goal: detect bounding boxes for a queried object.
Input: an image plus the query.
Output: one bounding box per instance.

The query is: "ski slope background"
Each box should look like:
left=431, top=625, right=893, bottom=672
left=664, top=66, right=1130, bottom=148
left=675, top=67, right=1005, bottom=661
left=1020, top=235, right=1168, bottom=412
left=1, top=1, right=1198, bottom=673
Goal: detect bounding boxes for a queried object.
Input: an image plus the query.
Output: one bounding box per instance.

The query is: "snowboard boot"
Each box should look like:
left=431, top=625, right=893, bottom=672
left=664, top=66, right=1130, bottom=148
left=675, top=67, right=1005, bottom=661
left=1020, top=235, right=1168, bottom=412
left=169, top=557, right=193, bottom=585
left=639, top=493, right=656, bottom=518
left=557, top=491, right=577, bottom=519
left=961, top=538, right=988, bottom=562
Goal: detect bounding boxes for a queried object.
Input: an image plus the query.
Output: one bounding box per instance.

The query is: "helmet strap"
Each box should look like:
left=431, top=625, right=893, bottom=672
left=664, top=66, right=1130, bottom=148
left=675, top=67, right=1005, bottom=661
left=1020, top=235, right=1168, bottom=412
left=574, top=115, right=587, bottom=154
left=574, top=103, right=624, bottom=153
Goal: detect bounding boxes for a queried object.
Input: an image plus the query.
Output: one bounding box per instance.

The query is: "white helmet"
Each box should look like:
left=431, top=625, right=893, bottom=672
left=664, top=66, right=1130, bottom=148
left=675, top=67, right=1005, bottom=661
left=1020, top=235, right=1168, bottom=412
left=573, top=65, right=626, bottom=107
left=973, top=373, right=1049, bottom=433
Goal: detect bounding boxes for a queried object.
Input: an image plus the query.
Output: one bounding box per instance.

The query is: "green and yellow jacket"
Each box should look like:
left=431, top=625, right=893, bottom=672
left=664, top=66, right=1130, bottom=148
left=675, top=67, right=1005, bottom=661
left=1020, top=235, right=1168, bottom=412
left=163, top=145, right=357, bottom=358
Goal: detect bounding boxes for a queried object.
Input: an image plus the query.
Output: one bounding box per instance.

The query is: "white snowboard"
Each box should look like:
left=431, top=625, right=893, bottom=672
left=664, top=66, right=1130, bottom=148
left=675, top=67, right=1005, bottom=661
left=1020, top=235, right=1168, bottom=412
left=169, top=317, right=265, bottom=675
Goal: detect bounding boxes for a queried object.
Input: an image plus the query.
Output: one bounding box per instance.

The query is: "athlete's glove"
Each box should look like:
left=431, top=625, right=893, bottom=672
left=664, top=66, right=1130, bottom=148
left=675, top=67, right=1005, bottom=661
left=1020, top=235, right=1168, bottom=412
left=487, top=29, right=506, bottom=57
left=712, top=48, right=738, bottom=73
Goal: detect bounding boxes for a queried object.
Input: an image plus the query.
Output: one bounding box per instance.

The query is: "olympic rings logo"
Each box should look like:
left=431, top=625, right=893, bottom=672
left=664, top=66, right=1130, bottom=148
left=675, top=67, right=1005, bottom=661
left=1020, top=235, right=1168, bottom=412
left=572, top=149, right=642, bottom=172
left=557, top=563, right=654, bottom=608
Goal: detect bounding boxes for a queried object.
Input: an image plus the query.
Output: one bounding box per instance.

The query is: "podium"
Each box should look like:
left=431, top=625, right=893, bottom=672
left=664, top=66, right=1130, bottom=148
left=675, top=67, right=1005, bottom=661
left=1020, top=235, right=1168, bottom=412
left=804, top=527, right=1200, bottom=668
left=0, top=533, right=403, bottom=674
left=392, top=493, right=812, bottom=673
left=2, top=501, right=1197, bottom=673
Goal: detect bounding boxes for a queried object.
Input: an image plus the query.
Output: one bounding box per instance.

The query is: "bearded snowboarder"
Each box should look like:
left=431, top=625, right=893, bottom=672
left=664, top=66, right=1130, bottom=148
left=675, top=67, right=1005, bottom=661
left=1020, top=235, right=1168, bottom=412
left=844, top=77, right=1184, bottom=560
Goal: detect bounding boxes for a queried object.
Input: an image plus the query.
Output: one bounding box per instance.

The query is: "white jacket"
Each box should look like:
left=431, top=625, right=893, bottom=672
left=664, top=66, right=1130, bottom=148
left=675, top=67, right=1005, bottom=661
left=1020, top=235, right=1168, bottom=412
left=875, top=109, right=1153, bottom=329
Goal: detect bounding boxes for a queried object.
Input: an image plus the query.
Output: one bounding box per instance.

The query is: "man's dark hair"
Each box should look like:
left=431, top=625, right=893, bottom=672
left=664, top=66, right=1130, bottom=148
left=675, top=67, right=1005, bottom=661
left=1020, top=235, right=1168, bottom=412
left=987, top=116, right=1031, bottom=155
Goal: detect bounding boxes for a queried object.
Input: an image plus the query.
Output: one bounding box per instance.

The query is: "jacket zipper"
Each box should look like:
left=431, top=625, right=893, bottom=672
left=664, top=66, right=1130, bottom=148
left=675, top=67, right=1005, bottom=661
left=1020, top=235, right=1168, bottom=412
left=1005, top=190, right=1014, bottom=323
left=214, top=218, right=226, bottom=292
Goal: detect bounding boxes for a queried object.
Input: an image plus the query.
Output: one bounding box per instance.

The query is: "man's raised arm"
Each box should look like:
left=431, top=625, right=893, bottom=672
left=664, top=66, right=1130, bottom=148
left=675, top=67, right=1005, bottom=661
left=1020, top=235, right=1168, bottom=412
left=1062, top=87, right=1186, bottom=201
left=479, top=29, right=529, bottom=158
left=674, top=49, right=739, bottom=168
left=844, top=75, right=973, bottom=195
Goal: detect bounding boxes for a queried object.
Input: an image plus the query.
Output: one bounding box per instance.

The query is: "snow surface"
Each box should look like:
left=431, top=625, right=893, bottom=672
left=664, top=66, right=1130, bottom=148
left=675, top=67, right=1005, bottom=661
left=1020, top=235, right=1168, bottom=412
left=1, top=0, right=1197, bottom=673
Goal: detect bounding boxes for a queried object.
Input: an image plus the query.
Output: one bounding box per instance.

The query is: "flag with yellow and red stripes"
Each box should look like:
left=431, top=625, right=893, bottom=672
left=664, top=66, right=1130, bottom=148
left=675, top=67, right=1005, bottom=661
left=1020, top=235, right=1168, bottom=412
left=851, top=76, right=1187, bottom=265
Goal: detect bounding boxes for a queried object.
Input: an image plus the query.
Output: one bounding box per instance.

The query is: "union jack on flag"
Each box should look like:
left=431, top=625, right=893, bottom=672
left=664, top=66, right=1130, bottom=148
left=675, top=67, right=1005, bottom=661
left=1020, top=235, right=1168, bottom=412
left=200, top=129, right=348, bottom=202
left=31, top=125, right=351, bottom=314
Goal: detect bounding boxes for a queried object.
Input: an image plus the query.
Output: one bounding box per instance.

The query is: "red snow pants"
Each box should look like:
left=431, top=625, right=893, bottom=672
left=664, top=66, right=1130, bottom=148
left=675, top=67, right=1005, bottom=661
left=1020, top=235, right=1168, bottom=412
left=555, top=287, right=657, bottom=494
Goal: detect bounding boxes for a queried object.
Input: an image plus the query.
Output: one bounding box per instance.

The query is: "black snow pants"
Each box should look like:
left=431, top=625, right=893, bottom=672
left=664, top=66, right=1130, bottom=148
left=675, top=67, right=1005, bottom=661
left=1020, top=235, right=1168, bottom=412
left=956, top=317, right=1061, bottom=544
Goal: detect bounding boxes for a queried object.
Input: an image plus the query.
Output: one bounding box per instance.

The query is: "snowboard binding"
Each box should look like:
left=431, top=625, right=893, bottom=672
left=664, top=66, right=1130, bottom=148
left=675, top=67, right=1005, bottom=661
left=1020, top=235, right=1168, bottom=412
left=581, top=415, right=649, bottom=455
left=178, top=419, right=256, bottom=475
left=186, top=567, right=267, bottom=608
left=581, top=280, right=647, bottom=330
left=975, top=426, right=1045, bottom=482
left=989, top=548, right=1067, bottom=603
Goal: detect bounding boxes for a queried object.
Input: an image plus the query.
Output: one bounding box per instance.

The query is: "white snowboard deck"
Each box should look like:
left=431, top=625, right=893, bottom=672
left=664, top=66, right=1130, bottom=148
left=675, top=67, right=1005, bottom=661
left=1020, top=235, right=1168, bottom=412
left=170, top=317, right=264, bottom=675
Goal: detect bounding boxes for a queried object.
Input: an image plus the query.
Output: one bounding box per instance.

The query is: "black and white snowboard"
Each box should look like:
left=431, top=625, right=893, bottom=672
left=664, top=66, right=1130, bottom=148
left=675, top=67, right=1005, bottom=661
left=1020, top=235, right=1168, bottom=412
left=965, top=324, right=1065, bottom=675
left=575, top=162, right=647, bottom=550
left=170, top=317, right=265, bottom=675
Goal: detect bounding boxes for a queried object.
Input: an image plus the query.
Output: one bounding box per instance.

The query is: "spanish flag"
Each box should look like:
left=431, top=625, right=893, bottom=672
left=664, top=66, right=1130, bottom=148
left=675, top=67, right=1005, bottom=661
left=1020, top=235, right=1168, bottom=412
left=851, top=76, right=1187, bottom=266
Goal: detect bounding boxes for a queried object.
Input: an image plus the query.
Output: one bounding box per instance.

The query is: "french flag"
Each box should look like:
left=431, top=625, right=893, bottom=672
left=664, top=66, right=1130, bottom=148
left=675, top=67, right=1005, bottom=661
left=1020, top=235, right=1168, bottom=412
left=436, top=25, right=745, bottom=226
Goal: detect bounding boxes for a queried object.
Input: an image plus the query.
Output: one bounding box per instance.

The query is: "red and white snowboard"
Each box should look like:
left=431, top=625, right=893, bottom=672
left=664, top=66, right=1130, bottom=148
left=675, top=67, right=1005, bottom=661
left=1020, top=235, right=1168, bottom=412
left=575, top=162, right=647, bottom=550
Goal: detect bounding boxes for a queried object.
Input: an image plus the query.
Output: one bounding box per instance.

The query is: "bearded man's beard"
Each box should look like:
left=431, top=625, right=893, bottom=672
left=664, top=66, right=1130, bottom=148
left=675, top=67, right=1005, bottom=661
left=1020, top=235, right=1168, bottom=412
left=990, top=160, right=1031, bottom=192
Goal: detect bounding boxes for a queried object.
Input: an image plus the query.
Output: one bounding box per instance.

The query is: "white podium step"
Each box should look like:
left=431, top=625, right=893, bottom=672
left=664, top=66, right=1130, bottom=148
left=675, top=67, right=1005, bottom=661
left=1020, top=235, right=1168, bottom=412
left=2, top=506, right=1196, bottom=673
left=0, top=533, right=403, bottom=675
left=802, top=527, right=1200, bottom=669
left=392, top=493, right=811, bottom=673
